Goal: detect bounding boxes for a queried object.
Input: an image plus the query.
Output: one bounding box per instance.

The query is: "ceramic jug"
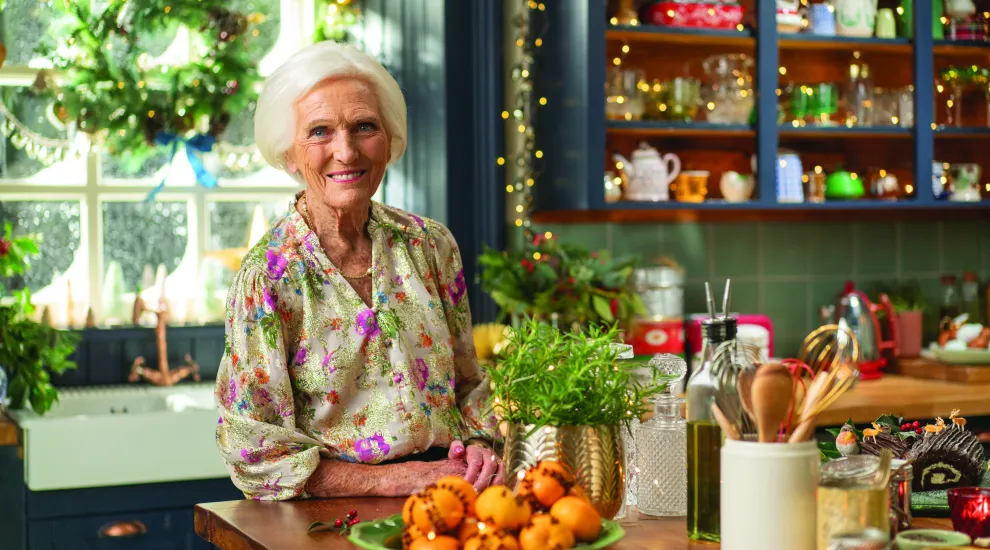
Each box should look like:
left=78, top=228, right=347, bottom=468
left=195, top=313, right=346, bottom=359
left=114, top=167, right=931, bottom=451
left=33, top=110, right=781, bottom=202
left=945, top=0, right=976, bottom=18
left=835, top=0, right=878, bottom=37
left=612, top=142, right=681, bottom=202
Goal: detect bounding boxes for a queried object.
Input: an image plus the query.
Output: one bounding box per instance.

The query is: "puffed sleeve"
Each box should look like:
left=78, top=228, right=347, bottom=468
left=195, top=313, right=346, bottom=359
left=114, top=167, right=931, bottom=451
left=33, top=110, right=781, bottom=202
left=214, top=266, right=323, bottom=501
left=429, top=223, right=500, bottom=444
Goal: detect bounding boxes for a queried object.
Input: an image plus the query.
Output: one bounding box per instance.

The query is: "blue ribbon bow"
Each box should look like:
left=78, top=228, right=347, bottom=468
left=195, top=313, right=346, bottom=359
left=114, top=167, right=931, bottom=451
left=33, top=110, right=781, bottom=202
left=144, top=132, right=219, bottom=202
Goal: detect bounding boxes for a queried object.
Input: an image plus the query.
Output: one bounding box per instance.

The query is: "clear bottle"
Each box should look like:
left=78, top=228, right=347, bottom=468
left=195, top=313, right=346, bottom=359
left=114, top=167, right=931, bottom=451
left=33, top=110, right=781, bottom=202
left=939, top=274, right=961, bottom=321
left=962, top=271, right=983, bottom=325
left=686, top=317, right=735, bottom=542
left=845, top=63, right=874, bottom=126
left=635, top=355, right=688, bottom=516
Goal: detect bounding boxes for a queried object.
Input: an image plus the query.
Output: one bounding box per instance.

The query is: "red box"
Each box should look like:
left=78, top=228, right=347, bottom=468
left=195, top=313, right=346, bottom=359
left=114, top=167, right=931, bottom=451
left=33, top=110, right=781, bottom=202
left=625, top=318, right=685, bottom=356
left=647, top=2, right=745, bottom=30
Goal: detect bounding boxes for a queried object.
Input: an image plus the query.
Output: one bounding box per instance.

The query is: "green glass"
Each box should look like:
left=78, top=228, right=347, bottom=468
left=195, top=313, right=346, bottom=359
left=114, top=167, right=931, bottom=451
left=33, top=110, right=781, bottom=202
left=810, top=83, right=838, bottom=124
left=790, top=85, right=811, bottom=121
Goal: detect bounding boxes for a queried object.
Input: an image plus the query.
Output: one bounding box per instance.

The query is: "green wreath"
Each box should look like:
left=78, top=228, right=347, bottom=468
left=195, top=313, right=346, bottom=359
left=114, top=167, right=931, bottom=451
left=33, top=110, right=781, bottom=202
left=36, top=0, right=263, bottom=174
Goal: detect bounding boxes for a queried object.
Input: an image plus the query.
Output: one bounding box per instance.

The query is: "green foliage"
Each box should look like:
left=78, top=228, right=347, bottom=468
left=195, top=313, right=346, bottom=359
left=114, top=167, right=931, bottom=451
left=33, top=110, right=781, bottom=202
left=477, top=235, right=645, bottom=327
left=869, top=279, right=927, bottom=313
left=0, top=224, right=79, bottom=415
left=35, top=0, right=263, bottom=172
left=486, top=318, right=667, bottom=434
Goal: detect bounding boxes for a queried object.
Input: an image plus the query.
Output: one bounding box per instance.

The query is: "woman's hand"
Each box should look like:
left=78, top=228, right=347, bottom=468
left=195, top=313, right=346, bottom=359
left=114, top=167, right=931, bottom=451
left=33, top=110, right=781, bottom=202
left=449, top=440, right=504, bottom=492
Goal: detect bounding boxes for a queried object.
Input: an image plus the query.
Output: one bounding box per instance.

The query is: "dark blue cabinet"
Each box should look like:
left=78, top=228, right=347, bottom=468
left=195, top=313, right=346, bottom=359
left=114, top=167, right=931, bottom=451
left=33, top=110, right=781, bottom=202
left=28, top=509, right=207, bottom=550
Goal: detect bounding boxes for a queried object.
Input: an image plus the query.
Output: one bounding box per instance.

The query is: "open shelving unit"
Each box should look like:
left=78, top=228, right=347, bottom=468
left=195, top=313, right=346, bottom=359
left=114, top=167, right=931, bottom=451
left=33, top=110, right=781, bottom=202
left=531, top=1, right=990, bottom=224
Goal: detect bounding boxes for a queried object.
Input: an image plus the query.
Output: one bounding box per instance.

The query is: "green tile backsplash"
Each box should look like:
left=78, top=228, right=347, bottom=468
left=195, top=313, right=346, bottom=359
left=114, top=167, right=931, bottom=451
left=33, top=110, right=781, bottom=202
left=535, top=219, right=990, bottom=357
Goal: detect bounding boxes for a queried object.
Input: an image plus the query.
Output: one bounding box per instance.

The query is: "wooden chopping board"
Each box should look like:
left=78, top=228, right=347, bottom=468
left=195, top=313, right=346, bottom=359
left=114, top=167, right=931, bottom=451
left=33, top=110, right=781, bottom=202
left=891, top=356, right=990, bottom=384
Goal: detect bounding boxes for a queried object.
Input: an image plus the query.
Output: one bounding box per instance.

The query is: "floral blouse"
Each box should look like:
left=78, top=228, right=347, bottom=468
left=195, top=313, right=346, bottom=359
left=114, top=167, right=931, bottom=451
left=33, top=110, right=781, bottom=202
left=214, top=196, right=496, bottom=501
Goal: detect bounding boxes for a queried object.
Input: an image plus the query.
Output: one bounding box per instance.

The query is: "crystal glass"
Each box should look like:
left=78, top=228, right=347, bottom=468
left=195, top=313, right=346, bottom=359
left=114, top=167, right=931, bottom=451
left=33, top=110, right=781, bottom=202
left=635, top=354, right=688, bottom=517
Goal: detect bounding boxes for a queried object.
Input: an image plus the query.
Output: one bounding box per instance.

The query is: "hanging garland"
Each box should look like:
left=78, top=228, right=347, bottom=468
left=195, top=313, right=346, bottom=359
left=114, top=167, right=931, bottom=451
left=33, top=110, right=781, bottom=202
left=502, top=0, right=547, bottom=247
left=315, top=0, right=362, bottom=43
left=34, top=0, right=263, bottom=179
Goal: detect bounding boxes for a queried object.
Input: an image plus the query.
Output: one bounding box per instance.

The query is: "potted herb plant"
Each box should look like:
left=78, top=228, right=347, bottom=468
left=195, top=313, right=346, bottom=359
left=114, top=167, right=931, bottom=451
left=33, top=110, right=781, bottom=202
left=0, top=224, right=78, bottom=414
left=477, top=234, right=645, bottom=330
left=487, top=318, right=667, bottom=519
left=871, top=280, right=927, bottom=358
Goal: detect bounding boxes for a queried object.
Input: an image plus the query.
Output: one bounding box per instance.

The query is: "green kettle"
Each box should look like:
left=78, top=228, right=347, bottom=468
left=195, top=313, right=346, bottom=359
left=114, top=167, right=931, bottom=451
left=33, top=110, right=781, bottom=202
left=825, top=168, right=865, bottom=199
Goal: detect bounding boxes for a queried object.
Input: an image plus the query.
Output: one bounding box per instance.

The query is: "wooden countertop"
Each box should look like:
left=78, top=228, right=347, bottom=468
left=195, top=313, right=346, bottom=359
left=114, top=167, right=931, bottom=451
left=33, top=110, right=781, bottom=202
left=194, top=498, right=960, bottom=550
left=0, top=413, right=18, bottom=447
left=817, top=374, right=990, bottom=426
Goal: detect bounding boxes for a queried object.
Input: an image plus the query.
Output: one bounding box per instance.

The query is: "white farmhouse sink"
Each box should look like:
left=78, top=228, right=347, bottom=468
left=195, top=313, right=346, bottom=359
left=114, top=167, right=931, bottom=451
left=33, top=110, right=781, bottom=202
left=9, top=383, right=230, bottom=491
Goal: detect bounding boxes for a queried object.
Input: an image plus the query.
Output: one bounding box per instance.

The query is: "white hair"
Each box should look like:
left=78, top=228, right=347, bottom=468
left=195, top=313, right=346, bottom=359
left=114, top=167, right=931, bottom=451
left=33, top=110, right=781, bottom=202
left=254, top=41, right=407, bottom=174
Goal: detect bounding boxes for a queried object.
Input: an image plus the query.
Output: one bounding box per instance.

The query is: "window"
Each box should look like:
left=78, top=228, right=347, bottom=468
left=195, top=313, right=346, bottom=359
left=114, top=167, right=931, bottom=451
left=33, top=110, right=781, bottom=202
left=0, top=0, right=392, bottom=326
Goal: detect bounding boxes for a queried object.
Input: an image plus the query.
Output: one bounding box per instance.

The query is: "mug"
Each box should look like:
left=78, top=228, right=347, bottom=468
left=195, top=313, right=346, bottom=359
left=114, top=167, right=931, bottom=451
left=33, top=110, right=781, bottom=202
left=808, top=3, right=836, bottom=36
left=721, top=440, right=819, bottom=550
left=875, top=8, right=897, bottom=38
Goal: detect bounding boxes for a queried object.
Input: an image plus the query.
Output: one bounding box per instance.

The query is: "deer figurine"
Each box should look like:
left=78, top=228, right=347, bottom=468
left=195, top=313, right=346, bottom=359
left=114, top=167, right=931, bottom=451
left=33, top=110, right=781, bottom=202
left=862, top=422, right=882, bottom=444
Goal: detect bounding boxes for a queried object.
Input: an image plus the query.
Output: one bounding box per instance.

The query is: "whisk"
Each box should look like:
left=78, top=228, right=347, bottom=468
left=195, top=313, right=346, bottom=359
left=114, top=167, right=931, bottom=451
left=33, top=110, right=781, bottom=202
left=711, top=337, right=765, bottom=438
left=788, top=324, right=862, bottom=442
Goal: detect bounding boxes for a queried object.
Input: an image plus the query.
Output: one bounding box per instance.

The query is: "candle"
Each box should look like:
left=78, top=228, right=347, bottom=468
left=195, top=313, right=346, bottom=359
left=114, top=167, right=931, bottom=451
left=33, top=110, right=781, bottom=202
left=948, top=487, right=990, bottom=539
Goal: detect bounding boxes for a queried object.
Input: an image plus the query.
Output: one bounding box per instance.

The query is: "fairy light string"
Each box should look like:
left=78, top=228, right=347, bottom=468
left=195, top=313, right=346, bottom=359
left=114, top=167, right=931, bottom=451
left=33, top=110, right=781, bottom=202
left=502, top=0, right=547, bottom=249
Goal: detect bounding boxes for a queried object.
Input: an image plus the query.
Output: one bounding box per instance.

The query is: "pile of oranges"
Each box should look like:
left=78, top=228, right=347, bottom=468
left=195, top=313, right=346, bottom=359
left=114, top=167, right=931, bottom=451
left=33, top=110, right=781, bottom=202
left=401, top=460, right=603, bottom=550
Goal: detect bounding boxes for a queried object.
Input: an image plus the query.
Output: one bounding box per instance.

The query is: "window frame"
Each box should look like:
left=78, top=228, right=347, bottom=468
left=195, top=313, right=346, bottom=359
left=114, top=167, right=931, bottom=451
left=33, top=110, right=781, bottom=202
left=0, top=0, right=318, bottom=324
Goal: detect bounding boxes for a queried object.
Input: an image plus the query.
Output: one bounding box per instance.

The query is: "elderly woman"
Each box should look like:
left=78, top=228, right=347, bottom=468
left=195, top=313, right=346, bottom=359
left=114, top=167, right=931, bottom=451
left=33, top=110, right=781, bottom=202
left=214, top=41, right=502, bottom=501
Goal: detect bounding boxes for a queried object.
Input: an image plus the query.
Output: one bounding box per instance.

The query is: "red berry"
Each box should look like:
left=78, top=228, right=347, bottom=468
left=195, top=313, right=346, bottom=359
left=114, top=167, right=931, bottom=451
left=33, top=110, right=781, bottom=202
left=348, top=509, right=357, bottom=518
left=900, top=424, right=908, bottom=430
left=913, top=421, right=921, bottom=428
left=334, top=519, right=343, bottom=528
left=348, top=518, right=359, bottom=526
left=915, top=427, right=923, bottom=434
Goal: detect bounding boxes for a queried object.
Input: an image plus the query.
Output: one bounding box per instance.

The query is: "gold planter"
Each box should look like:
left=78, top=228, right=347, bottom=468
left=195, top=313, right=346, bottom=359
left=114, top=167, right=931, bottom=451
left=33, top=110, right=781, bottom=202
left=502, top=423, right=625, bottom=519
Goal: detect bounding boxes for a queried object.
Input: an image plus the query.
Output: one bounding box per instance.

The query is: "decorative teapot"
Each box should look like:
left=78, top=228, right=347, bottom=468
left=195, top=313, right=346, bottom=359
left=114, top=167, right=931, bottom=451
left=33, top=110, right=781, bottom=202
left=613, top=142, right=681, bottom=202
left=834, top=0, right=878, bottom=37
left=945, top=0, right=976, bottom=18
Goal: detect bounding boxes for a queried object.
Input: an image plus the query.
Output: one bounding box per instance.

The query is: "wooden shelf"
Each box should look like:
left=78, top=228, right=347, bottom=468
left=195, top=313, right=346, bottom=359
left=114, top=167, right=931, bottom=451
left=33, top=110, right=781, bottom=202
left=779, top=125, right=913, bottom=138
left=933, top=39, right=990, bottom=56
left=779, top=34, right=912, bottom=53
left=606, top=24, right=754, bottom=48
left=935, top=126, right=990, bottom=137
left=532, top=201, right=990, bottom=224
left=607, top=120, right=754, bottom=137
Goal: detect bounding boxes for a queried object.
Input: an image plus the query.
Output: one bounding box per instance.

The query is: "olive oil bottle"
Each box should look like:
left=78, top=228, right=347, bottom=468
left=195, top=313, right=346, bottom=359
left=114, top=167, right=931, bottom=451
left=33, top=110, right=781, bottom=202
left=685, top=317, right=736, bottom=542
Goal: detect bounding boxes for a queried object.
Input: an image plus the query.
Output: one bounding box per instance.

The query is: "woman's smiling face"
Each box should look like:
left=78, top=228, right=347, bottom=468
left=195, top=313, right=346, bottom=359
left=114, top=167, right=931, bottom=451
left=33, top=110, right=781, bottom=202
left=285, top=77, right=391, bottom=211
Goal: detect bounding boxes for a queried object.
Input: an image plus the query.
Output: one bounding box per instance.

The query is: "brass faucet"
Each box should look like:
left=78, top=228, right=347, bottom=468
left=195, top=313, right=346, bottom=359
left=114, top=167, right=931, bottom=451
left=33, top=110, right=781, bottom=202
left=128, top=296, right=200, bottom=386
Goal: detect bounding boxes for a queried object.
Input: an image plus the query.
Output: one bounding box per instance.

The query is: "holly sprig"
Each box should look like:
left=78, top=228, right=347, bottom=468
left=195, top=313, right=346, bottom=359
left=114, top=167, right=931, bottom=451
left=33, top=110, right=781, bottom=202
left=35, top=0, right=263, bottom=173
left=307, top=509, right=361, bottom=535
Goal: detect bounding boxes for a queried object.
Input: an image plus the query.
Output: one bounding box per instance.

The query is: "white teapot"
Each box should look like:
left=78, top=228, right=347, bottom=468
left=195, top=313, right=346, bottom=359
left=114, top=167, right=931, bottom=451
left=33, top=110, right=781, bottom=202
left=834, top=0, right=877, bottom=37
left=612, top=142, right=681, bottom=202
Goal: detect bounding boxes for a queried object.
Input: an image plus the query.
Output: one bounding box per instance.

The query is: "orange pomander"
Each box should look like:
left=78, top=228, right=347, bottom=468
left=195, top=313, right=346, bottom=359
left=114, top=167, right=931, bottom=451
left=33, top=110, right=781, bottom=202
left=407, top=535, right=461, bottom=550
left=403, top=493, right=430, bottom=526
left=402, top=524, right=429, bottom=549
left=436, top=475, right=478, bottom=516
left=410, top=486, right=467, bottom=534
left=475, top=486, right=532, bottom=532
left=463, top=529, right=521, bottom=550
left=518, top=514, right=576, bottom=550
left=549, top=496, right=601, bottom=542
left=535, top=461, right=574, bottom=485
left=457, top=517, right=483, bottom=544
left=566, top=484, right=590, bottom=503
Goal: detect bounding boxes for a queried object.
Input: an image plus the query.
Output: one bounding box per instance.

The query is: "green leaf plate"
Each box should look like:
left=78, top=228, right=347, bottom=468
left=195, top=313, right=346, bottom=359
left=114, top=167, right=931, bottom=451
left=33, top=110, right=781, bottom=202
left=348, top=514, right=626, bottom=550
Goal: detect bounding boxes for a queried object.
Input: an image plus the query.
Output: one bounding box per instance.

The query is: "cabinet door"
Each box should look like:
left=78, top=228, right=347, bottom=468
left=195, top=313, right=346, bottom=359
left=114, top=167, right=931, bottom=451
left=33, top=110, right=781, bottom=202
left=28, top=508, right=211, bottom=550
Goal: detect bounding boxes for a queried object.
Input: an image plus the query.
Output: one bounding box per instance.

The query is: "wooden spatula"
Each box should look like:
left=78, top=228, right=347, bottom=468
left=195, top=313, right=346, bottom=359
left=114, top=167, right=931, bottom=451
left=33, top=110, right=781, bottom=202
left=752, top=362, right=794, bottom=443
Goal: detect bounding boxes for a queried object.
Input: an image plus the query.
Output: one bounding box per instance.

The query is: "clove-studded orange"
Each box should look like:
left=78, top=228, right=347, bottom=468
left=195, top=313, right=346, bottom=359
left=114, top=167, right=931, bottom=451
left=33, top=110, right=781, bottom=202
left=436, top=475, right=479, bottom=516
left=474, top=486, right=532, bottom=532
left=407, top=534, right=461, bottom=550
left=463, top=528, right=521, bottom=550
left=411, top=486, right=466, bottom=534
left=549, top=496, right=601, bottom=542
left=402, top=524, right=428, bottom=549
left=518, top=514, right=576, bottom=550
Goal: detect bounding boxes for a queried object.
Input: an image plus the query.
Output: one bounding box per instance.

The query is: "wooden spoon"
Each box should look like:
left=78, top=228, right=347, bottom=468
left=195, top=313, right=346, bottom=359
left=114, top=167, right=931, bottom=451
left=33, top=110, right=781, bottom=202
left=752, top=362, right=794, bottom=443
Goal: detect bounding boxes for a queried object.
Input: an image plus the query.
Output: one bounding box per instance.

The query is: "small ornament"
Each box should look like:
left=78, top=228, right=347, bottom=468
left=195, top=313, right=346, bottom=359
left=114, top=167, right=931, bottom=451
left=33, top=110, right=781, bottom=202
left=207, top=112, right=231, bottom=136
left=85, top=307, right=96, bottom=328
left=836, top=424, right=861, bottom=456
left=0, top=39, right=6, bottom=70
left=132, top=295, right=145, bottom=326
left=32, top=70, right=51, bottom=92
left=40, top=305, right=52, bottom=327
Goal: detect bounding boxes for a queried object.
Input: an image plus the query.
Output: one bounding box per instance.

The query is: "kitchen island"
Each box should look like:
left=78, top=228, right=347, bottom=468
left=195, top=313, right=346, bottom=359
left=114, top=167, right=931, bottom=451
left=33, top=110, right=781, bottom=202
left=194, top=498, right=960, bottom=549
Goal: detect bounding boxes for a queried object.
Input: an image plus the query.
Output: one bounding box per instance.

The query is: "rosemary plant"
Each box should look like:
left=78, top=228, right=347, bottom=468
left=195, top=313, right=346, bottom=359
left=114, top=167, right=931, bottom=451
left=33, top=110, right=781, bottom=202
left=487, top=318, right=668, bottom=435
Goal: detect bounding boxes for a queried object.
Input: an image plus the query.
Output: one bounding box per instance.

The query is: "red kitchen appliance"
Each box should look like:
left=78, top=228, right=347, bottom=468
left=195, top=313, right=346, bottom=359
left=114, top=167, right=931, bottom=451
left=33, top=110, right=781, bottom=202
left=824, top=281, right=900, bottom=381
left=646, top=2, right=745, bottom=29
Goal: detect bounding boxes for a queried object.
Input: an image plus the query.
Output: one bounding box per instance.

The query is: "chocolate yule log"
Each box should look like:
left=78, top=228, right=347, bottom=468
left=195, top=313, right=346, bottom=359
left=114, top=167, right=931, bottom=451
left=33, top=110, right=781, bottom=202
left=906, top=426, right=986, bottom=492
left=860, top=432, right=913, bottom=459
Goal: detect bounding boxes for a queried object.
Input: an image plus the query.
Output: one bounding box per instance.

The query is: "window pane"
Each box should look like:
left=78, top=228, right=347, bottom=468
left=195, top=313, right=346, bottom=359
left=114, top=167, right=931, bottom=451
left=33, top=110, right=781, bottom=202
left=101, top=150, right=170, bottom=181
left=204, top=198, right=291, bottom=288
left=0, top=88, right=81, bottom=183
left=235, top=0, right=282, bottom=61
left=0, top=200, right=82, bottom=291
left=102, top=201, right=189, bottom=291
left=0, top=0, right=55, bottom=66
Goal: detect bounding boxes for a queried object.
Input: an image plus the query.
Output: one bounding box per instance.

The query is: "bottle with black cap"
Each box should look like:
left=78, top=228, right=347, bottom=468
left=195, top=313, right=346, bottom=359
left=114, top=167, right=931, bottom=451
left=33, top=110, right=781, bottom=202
left=686, top=280, right=737, bottom=542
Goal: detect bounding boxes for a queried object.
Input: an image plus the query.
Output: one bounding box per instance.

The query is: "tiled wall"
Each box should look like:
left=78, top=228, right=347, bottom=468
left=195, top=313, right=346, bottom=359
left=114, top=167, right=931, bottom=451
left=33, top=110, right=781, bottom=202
left=533, top=219, right=990, bottom=357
